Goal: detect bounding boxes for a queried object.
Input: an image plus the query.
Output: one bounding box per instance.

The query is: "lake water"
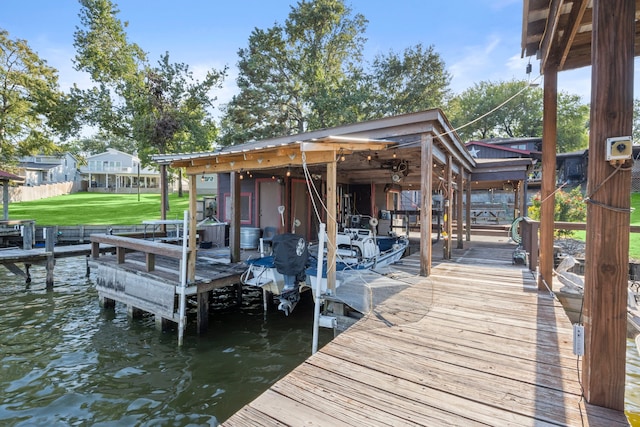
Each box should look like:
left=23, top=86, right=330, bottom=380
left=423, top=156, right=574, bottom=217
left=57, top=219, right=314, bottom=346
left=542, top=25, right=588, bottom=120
left=0, top=256, right=639, bottom=426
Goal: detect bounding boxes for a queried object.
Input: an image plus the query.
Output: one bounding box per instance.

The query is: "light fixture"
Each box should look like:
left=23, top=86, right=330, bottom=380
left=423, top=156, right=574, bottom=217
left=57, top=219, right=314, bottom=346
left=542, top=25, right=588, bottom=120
left=367, top=154, right=372, bottom=161
left=239, top=174, right=244, bottom=180
left=201, top=173, right=205, bottom=182
left=393, top=152, right=397, bottom=158
left=286, top=168, right=291, bottom=177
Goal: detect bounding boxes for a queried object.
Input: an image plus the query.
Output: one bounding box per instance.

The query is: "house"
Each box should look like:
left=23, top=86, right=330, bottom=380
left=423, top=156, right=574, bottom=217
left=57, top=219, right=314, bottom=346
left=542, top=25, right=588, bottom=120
left=18, top=153, right=80, bottom=186
left=79, top=148, right=160, bottom=193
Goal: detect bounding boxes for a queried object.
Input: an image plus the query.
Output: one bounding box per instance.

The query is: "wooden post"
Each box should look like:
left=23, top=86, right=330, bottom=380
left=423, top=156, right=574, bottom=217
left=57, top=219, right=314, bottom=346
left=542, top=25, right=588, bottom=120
left=197, top=291, right=209, bottom=334
left=443, top=155, right=453, bottom=260
left=45, top=227, right=55, bottom=289
left=539, top=65, right=557, bottom=291
left=230, top=172, right=241, bottom=263
left=326, top=160, right=337, bottom=292
left=3, top=181, right=8, bottom=220
left=419, top=134, right=433, bottom=276
left=583, top=0, right=634, bottom=410
left=22, top=222, right=33, bottom=250
left=465, top=178, right=472, bottom=242
left=188, top=175, right=197, bottom=281
left=160, top=164, right=168, bottom=223
left=456, top=170, right=464, bottom=249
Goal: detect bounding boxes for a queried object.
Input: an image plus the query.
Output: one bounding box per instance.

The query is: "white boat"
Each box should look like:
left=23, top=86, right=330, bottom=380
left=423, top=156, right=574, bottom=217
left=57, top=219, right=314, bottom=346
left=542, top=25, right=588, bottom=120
left=306, top=226, right=409, bottom=291
left=555, top=256, right=640, bottom=340
left=241, top=225, right=408, bottom=315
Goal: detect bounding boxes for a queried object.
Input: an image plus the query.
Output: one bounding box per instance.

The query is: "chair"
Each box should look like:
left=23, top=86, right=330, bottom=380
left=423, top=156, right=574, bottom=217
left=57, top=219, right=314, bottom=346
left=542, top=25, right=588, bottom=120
left=261, top=226, right=277, bottom=251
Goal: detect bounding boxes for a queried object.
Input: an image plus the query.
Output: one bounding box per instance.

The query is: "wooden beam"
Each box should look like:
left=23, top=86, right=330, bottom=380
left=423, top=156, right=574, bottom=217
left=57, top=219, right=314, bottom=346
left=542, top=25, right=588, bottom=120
left=558, top=0, right=588, bottom=70
left=326, top=160, right=337, bottom=292
left=185, top=150, right=336, bottom=175
left=539, top=0, right=565, bottom=68
left=300, top=141, right=392, bottom=152
left=583, top=0, right=634, bottom=410
left=419, top=134, right=433, bottom=276
left=443, top=155, right=453, bottom=260
left=465, top=178, right=472, bottom=242
left=230, top=172, right=241, bottom=263
left=188, top=175, right=197, bottom=281
left=456, top=172, right=464, bottom=249
left=539, top=65, right=557, bottom=292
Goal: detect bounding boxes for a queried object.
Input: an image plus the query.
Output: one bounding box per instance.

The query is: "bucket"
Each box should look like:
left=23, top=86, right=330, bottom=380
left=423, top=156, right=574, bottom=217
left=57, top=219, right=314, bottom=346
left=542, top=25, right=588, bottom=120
left=240, top=227, right=261, bottom=249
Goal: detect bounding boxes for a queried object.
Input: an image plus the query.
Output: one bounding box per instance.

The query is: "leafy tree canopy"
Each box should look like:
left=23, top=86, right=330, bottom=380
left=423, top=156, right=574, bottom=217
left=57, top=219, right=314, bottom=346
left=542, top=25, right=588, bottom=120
left=73, top=0, right=226, bottom=165
left=447, top=79, right=589, bottom=152
left=0, top=30, right=80, bottom=166
left=219, top=0, right=451, bottom=146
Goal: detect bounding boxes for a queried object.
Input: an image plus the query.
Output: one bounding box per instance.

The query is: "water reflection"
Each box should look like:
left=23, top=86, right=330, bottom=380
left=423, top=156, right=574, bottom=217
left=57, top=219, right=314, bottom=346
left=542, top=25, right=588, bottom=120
left=0, top=257, right=332, bottom=426
left=1, top=257, right=640, bottom=425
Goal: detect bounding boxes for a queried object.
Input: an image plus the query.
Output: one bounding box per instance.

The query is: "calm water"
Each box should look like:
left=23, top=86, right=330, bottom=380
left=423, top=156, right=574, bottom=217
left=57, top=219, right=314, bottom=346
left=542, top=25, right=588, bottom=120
left=0, top=257, right=333, bottom=426
left=1, top=257, right=640, bottom=425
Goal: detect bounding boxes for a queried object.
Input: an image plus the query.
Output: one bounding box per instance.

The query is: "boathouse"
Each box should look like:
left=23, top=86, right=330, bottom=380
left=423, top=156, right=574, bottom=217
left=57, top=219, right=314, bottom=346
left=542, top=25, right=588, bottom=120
left=153, top=109, right=532, bottom=287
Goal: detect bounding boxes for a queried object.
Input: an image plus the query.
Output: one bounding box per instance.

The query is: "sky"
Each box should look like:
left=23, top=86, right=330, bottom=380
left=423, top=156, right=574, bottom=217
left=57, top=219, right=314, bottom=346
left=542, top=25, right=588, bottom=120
left=1, top=0, right=626, bottom=118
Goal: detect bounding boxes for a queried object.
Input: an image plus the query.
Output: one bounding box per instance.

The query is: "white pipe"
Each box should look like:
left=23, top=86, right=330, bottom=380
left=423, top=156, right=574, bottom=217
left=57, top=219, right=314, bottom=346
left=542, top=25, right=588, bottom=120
left=312, top=223, right=326, bottom=354
left=178, top=210, right=188, bottom=346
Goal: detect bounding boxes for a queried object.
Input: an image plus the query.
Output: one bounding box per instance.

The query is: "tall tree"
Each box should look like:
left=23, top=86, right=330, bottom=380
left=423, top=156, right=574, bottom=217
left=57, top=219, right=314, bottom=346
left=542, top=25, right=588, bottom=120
left=369, top=43, right=451, bottom=116
left=0, top=30, right=79, bottom=166
left=219, top=0, right=367, bottom=146
left=448, top=79, right=589, bottom=152
left=74, top=0, right=225, bottom=157
left=74, top=0, right=226, bottom=197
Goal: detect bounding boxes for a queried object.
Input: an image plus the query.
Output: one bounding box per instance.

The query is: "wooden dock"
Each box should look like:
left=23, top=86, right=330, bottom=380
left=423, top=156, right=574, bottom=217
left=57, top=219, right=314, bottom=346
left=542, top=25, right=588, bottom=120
left=223, top=238, right=629, bottom=426
left=89, top=234, right=246, bottom=334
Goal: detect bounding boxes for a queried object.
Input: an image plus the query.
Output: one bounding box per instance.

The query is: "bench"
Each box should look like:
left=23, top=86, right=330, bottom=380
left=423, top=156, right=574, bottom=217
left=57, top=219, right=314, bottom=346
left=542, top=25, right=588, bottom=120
left=90, top=234, right=191, bottom=272
left=470, top=204, right=506, bottom=224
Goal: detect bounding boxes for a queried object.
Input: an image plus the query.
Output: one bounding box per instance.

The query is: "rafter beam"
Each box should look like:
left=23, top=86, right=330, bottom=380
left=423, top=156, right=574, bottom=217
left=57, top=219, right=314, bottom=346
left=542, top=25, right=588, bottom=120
left=539, top=0, right=565, bottom=69
left=184, top=150, right=336, bottom=175
left=558, top=0, right=588, bottom=70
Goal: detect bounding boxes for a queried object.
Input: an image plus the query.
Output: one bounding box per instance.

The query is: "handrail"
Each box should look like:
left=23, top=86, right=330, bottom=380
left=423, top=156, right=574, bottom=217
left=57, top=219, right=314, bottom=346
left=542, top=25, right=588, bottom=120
left=517, top=218, right=640, bottom=273
left=90, top=234, right=190, bottom=272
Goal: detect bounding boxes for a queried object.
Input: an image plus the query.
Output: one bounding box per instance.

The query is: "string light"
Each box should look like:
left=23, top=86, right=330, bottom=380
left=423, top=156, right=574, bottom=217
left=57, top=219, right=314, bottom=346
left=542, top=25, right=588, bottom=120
left=286, top=168, right=291, bottom=177
left=201, top=173, right=205, bottom=182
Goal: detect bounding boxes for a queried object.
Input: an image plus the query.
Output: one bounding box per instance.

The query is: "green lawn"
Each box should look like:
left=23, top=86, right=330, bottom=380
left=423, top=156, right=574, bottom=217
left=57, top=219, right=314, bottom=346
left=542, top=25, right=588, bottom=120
left=8, top=191, right=640, bottom=259
left=568, top=192, right=640, bottom=260
left=8, top=192, right=191, bottom=226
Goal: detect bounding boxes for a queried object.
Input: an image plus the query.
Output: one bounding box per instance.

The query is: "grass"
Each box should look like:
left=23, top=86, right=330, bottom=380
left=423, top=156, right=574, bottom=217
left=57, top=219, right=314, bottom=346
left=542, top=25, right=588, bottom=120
left=8, top=192, right=191, bottom=226
left=566, top=192, right=640, bottom=260
left=8, top=191, right=640, bottom=259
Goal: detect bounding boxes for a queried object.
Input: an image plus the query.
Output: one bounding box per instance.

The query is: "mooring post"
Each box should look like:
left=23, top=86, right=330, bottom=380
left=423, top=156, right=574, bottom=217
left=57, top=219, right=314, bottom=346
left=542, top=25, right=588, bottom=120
left=45, top=227, right=55, bottom=288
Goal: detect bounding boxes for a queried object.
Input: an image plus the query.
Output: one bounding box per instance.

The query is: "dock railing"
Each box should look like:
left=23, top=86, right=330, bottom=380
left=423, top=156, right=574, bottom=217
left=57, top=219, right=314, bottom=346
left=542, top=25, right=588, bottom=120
left=518, top=218, right=640, bottom=273
left=90, top=234, right=191, bottom=272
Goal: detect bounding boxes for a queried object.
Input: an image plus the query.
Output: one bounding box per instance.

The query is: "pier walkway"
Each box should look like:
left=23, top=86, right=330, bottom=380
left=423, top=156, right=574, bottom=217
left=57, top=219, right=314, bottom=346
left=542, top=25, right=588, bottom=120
left=223, top=236, right=629, bottom=426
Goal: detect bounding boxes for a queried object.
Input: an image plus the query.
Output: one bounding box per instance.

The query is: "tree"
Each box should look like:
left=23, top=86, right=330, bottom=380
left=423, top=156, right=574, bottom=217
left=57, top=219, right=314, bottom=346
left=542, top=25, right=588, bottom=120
left=369, top=43, right=451, bottom=116
left=447, top=79, right=589, bottom=152
left=632, top=98, right=640, bottom=143
left=219, top=0, right=368, bottom=146
left=74, top=0, right=226, bottom=198
left=556, top=92, right=589, bottom=152
left=0, top=30, right=79, bottom=166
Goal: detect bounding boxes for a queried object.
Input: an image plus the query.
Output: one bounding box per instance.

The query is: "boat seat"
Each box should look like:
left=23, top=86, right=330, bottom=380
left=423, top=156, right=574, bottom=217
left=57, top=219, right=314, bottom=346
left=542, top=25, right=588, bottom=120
left=262, top=226, right=277, bottom=248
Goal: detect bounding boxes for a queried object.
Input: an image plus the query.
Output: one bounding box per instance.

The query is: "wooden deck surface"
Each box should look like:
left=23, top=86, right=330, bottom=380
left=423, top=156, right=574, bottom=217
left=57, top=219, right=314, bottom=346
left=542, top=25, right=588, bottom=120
left=223, top=237, right=629, bottom=426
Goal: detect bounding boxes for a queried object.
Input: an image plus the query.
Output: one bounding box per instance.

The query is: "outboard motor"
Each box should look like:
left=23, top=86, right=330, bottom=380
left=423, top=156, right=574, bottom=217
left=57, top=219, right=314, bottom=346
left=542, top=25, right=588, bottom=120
left=272, top=233, right=308, bottom=315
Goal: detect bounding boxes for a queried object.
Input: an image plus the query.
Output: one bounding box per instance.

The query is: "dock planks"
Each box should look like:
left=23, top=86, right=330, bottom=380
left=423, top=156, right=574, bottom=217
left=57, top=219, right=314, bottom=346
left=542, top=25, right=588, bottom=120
left=223, top=239, right=629, bottom=426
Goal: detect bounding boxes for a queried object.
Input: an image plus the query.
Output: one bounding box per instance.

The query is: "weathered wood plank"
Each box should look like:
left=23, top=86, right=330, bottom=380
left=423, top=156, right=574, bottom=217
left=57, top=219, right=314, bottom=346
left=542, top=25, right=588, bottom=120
left=222, top=237, right=629, bottom=426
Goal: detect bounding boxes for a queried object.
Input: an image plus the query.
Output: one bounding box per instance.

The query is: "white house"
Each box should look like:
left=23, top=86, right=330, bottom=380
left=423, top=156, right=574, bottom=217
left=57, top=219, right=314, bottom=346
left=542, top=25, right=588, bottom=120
left=80, top=148, right=160, bottom=193
left=18, top=153, right=80, bottom=186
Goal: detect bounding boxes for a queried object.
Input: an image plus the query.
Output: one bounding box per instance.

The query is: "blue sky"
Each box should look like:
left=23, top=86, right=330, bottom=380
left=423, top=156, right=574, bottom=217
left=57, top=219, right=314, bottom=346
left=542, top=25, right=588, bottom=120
left=0, top=0, right=610, bottom=111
